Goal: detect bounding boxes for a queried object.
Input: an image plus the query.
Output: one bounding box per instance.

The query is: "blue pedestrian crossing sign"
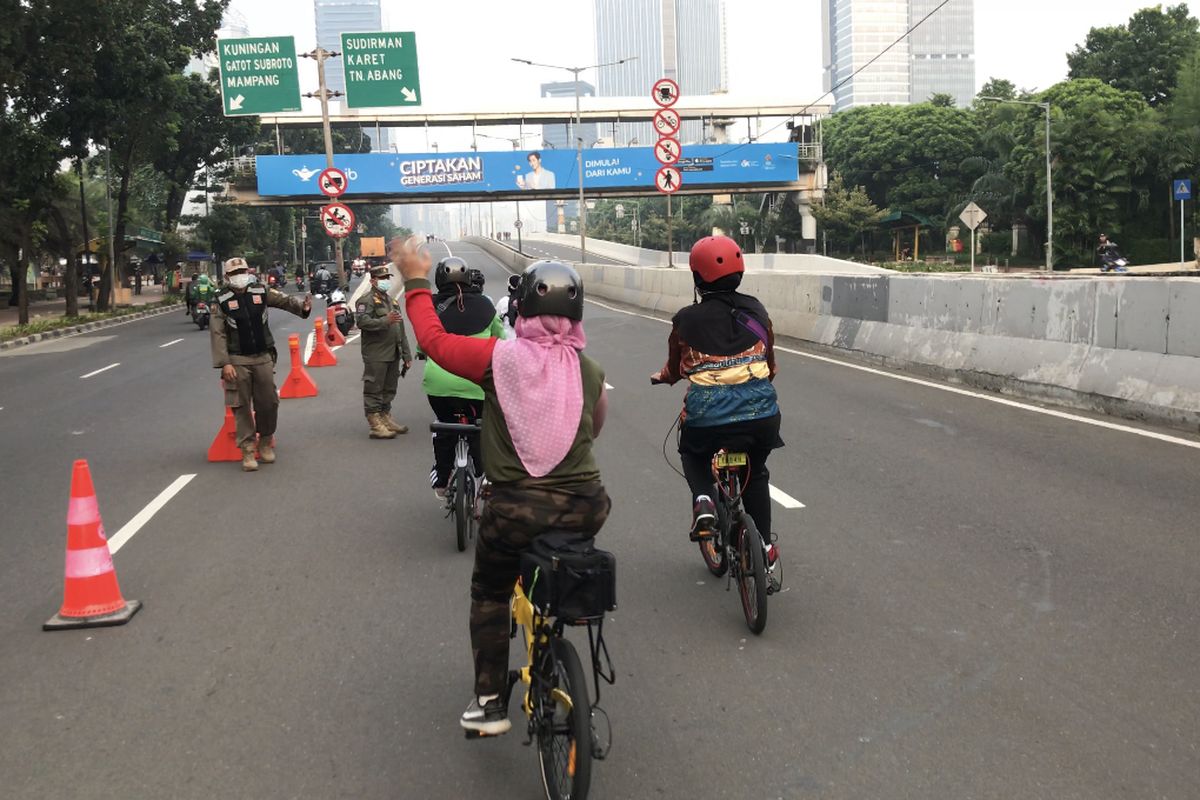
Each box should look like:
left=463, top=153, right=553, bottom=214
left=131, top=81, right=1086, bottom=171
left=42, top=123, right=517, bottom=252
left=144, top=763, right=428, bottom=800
left=1173, top=179, right=1192, bottom=201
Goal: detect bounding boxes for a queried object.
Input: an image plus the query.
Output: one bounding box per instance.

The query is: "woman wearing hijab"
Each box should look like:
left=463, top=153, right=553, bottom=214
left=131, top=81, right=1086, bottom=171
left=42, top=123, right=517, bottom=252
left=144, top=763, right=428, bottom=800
left=395, top=237, right=610, bottom=736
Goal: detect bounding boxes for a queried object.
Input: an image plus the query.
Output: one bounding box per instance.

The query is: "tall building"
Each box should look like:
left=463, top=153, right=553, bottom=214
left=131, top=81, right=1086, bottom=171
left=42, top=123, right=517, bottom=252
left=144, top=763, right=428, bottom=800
left=594, top=0, right=727, bottom=145
left=822, top=0, right=975, bottom=112
left=314, top=0, right=389, bottom=150
left=908, top=0, right=975, bottom=105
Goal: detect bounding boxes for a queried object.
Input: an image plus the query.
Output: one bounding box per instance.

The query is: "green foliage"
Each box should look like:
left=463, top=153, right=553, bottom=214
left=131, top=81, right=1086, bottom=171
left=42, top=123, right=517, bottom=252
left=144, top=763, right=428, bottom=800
left=980, top=231, right=1011, bottom=256
left=1067, top=3, right=1200, bottom=107
left=811, top=174, right=886, bottom=253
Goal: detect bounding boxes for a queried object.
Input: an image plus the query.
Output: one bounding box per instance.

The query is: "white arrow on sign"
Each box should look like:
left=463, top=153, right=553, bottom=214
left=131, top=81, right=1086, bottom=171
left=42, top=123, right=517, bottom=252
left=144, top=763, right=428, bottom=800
left=401, top=87, right=417, bottom=103
left=229, top=94, right=245, bottom=111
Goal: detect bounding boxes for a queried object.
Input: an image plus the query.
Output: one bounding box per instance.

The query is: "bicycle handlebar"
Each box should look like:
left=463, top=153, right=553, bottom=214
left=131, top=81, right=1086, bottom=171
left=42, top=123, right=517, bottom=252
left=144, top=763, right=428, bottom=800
left=430, top=421, right=482, bottom=434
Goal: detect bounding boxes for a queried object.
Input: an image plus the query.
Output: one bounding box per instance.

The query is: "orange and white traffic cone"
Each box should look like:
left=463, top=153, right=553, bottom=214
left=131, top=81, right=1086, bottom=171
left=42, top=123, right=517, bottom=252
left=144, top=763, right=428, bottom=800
left=325, top=308, right=347, bottom=346
left=44, top=460, right=142, bottom=631
left=279, top=333, right=318, bottom=399
left=306, top=318, right=338, bottom=367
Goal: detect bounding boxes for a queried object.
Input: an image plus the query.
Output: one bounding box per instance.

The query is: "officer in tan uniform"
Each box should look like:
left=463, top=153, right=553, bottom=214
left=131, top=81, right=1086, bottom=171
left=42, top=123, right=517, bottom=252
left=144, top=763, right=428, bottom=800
left=356, top=264, right=412, bottom=439
left=210, top=256, right=312, bottom=471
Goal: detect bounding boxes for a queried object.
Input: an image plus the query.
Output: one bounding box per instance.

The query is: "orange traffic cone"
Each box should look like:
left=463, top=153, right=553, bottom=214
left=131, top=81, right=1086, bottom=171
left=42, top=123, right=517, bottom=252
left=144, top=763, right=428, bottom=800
left=325, top=308, right=347, bottom=346
left=279, top=333, right=318, bottom=398
left=306, top=318, right=338, bottom=367
left=44, top=460, right=142, bottom=630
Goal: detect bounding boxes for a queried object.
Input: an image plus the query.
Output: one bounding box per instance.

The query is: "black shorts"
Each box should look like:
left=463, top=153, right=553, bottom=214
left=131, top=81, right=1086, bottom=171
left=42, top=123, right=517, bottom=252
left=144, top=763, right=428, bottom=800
left=678, top=413, right=784, bottom=457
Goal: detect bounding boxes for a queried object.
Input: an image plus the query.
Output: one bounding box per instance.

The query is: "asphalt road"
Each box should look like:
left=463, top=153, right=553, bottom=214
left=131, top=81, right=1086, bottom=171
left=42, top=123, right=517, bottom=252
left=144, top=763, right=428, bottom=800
left=515, top=238, right=633, bottom=266
left=1, top=241, right=1199, bottom=799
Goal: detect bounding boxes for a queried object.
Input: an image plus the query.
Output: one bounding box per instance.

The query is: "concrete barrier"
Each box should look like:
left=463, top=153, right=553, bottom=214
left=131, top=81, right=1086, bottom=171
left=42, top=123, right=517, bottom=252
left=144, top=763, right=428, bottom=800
left=465, top=237, right=1200, bottom=430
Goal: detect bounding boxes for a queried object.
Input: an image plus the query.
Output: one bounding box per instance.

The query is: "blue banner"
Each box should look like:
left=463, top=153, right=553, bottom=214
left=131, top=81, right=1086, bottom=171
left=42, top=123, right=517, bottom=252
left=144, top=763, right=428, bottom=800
left=255, top=143, right=799, bottom=197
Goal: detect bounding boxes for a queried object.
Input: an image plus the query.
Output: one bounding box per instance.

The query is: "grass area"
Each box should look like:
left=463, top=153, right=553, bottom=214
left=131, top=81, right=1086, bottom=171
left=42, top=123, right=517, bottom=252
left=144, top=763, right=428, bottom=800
left=0, top=297, right=181, bottom=342
left=878, top=261, right=972, bottom=273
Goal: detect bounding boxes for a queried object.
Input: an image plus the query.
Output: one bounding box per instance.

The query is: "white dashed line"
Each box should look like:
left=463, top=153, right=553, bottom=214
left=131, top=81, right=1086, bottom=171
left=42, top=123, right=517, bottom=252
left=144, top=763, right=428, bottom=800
left=80, top=363, right=120, bottom=379
left=108, top=474, right=196, bottom=555
left=159, top=338, right=184, bottom=348
left=331, top=332, right=361, bottom=352
left=303, top=332, right=314, bottom=363
left=769, top=484, right=806, bottom=509
left=604, top=382, right=614, bottom=390
left=582, top=296, right=1200, bottom=452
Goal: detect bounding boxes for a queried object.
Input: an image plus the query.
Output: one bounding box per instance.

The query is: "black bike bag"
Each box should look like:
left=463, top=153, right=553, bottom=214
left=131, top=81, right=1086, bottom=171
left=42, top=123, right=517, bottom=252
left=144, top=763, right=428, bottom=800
left=519, top=533, right=617, bottom=622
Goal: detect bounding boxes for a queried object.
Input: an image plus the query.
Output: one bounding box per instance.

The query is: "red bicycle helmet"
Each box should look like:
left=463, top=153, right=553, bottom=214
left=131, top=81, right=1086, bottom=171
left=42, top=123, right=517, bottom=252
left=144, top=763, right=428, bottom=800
left=689, top=235, right=745, bottom=284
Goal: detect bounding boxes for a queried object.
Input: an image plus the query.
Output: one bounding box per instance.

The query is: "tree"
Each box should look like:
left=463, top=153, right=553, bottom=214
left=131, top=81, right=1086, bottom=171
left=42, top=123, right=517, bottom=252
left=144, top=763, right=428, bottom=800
left=1067, top=3, right=1200, bottom=107
left=820, top=102, right=984, bottom=219
left=811, top=174, right=886, bottom=254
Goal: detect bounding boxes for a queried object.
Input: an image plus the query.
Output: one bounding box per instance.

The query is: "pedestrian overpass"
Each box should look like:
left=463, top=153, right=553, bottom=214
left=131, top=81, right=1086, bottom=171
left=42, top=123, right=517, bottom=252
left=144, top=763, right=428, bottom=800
left=222, top=95, right=829, bottom=208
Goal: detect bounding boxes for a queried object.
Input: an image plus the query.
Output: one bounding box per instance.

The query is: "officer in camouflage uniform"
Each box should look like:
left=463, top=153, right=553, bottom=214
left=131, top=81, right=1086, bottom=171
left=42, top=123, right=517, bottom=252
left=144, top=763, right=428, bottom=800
left=210, top=256, right=312, bottom=471
left=356, top=264, right=413, bottom=439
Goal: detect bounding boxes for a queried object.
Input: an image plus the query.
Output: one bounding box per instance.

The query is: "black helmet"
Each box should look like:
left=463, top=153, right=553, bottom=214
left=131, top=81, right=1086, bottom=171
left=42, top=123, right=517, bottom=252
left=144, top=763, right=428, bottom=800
left=516, top=260, right=584, bottom=321
left=435, top=256, right=471, bottom=291
left=468, top=268, right=486, bottom=288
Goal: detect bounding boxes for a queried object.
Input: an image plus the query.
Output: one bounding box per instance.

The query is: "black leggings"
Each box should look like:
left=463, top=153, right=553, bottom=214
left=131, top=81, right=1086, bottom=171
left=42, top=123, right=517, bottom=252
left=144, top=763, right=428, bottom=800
left=428, top=395, right=482, bottom=488
left=679, top=414, right=782, bottom=539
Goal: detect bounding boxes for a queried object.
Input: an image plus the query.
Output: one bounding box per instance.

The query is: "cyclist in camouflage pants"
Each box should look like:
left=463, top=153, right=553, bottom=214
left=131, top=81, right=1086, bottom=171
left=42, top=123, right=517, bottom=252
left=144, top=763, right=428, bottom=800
left=395, top=237, right=610, bottom=737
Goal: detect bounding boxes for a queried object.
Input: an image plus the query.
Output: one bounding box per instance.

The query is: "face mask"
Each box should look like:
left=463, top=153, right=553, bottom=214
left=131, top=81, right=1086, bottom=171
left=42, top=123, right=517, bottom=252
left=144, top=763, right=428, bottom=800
left=228, top=274, right=250, bottom=289
left=376, top=279, right=392, bottom=292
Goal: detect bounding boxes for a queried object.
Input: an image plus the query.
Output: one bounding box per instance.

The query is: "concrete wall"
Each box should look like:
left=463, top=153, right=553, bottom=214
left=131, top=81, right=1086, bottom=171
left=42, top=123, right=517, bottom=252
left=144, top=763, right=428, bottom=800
left=525, top=232, right=889, bottom=274
left=466, top=237, right=1200, bottom=429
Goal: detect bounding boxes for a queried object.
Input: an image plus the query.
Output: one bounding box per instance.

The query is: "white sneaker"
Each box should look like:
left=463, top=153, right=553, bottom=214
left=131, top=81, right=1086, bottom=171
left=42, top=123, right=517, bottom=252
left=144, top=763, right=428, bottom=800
left=460, top=694, right=511, bottom=735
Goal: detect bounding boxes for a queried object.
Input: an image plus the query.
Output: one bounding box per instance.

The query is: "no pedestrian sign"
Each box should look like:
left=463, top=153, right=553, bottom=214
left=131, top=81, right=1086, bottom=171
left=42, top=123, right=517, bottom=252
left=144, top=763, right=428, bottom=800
left=341, top=31, right=422, bottom=109
left=655, top=166, right=682, bottom=194
left=321, top=203, right=356, bottom=238
left=217, top=36, right=301, bottom=116
left=318, top=167, right=348, bottom=198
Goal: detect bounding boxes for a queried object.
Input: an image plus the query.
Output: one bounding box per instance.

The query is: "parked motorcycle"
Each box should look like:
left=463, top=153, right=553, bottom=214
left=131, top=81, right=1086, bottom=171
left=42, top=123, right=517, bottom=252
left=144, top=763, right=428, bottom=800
left=328, top=288, right=354, bottom=337
left=192, top=300, right=210, bottom=330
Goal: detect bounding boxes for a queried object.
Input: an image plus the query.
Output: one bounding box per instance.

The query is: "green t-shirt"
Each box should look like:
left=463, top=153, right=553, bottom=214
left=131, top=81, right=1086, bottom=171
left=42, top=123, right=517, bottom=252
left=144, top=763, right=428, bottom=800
left=421, top=318, right=504, bottom=400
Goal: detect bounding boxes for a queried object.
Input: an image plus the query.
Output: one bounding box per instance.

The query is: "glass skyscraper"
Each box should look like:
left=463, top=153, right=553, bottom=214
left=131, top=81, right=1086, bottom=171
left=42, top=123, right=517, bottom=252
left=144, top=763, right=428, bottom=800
left=822, top=0, right=975, bottom=112
left=594, top=0, right=727, bottom=145
left=314, top=0, right=389, bottom=150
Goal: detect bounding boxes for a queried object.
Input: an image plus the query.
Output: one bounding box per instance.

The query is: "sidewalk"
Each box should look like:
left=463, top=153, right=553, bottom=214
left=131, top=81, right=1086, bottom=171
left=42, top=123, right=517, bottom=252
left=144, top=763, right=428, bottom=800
left=0, top=284, right=170, bottom=328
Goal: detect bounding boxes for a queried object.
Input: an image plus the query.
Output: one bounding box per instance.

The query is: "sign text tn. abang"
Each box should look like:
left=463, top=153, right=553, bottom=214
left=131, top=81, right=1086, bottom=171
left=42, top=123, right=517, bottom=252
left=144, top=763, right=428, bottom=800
left=254, top=143, right=802, bottom=201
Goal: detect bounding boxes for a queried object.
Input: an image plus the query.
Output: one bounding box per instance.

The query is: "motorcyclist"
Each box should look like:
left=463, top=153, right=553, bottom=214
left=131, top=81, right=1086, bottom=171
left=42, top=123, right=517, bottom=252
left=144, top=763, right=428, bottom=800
left=420, top=257, right=504, bottom=498
left=1097, top=233, right=1128, bottom=273
left=651, top=235, right=783, bottom=568
left=394, top=237, right=610, bottom=736
left=313, top=264, right=334, bottom=296
left=193, top=274, right=217, bottom=308
left=185, top=270, right=201, bottom=314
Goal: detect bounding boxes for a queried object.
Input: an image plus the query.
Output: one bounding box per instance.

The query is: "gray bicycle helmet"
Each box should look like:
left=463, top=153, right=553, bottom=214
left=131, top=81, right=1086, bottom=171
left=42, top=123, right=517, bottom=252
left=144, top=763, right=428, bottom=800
left=516, top=260, right=584, bottom=321
left=435, top=256, right=471, bottom=291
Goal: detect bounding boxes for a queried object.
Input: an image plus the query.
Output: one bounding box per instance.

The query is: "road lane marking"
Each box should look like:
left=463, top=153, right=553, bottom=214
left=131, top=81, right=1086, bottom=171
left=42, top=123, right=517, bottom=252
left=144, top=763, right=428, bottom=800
left=80, top=362, right=120, bottom=379
left=107, top=474, right=196, bottom=555
left=159, top=338, right=184, bottom=348
left=770, top=484, right=806, bottom=509
left=330, top=332, right=362, bottom=353
left=605, top=382, right=614, bottom=390
left=303, top=332, right=314, bottom=363
left=581, top=297, right=1200, bottom=452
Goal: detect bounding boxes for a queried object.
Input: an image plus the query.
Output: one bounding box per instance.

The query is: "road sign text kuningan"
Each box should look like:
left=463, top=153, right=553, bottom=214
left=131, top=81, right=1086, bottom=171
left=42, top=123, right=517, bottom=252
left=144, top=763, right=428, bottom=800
left=341, top=32, right=421, bottom=108
left=217, top=36, right=301, bottom=116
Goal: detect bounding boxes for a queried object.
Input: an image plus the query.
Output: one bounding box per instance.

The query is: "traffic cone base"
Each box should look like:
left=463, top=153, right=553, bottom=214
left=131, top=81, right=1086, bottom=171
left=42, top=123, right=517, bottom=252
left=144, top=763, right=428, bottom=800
left=208, top=405, right=242, bottom=461
left=307, top=319, right=338, bottom=367
left=44, top=460, right=140, bottom=632
left=44, top=600, right=142, bottom=631
left=280, top=333, right=318, bottom=398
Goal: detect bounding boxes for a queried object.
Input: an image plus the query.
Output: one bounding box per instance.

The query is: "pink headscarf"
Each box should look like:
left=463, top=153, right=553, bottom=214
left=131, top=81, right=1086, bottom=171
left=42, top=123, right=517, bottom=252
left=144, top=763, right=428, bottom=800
left=492, top=315, right=587, bottom=478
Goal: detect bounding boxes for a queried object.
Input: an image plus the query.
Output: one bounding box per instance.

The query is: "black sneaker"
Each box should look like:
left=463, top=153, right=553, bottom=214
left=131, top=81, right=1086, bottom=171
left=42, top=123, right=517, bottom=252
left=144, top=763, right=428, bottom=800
left=460, top=694, right=511, bottom=736
left=690, top=495, right=717, bottom=541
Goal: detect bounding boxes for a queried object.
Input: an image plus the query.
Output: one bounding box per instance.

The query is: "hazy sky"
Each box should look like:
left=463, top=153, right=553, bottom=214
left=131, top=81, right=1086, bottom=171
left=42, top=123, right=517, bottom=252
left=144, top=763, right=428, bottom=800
left=229, top=0, right=1162, bottom=151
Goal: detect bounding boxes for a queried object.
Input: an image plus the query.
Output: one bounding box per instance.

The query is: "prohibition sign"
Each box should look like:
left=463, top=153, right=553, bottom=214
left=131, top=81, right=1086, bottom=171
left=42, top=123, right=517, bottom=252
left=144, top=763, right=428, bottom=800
left=654, top=137, right=681, bottom=166
left=321, top=202, right=355, bottom=238
left=318, top=167, right=348, bottom=198
left=651, top=77, right=680, bottom=108
left=653, top=108, right=681, bottom=137
left=655, top=166, right=682, bottom=194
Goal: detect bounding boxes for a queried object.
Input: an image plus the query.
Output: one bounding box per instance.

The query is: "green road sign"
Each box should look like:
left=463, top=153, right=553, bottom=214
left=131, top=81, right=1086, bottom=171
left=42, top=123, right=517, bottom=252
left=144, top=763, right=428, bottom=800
left=217, top=36, right=302, bottom=116
left=341, top=31, right=421, bottom=108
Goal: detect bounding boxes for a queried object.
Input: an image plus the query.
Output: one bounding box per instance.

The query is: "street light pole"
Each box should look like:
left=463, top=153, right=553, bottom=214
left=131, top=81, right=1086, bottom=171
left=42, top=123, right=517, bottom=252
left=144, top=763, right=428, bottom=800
left=980, top=96, right=1053, bottom=271
left=512, top=56, right=637, bottom=266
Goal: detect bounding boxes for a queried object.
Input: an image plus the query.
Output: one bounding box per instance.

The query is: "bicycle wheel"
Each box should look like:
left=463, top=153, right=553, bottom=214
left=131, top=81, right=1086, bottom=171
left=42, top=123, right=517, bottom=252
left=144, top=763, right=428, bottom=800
left=698, top=508, right=728, bottom=577
left=465, top=472, right=477, bottom=544
left=736, top=515, right=769, bottom=635
left=536, top=637, right=593, bottom=800
left=454, top=468, right=469, bottom=552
